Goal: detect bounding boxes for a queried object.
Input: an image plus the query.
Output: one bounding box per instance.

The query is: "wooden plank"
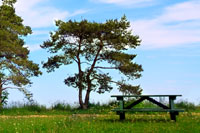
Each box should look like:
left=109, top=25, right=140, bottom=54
left=146, top=97, right=169, bottom=109
left=111, top=95, right=182, bottom=97
left=112, top=108, right=184, bottom=112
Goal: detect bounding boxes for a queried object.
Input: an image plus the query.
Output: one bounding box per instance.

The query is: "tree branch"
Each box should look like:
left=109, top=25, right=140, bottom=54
left=81, top=62, right=92, bottom=65
left=2, top=86, right=20, bottom=90
left=94, top=66, right=117, bottom=69
left=71, top=56, right=78, bottom=63
left=87, top=43, right=103, bottom=76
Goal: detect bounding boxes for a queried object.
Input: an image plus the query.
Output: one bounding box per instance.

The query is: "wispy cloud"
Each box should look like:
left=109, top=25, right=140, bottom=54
left=92, top=0, right=155, bottom=7
left=10, top=0, right=89, bottom=52
left=25, top=44, right=41, bottom=52
left=14, top=0, right=88, bottom=28
left=132, top=0, right=200, bottom=49
left=69, top=9, right=90, bottom=17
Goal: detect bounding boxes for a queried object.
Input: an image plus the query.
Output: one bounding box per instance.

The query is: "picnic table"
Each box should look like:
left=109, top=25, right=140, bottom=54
left=111, top=95, right=184, bottom=121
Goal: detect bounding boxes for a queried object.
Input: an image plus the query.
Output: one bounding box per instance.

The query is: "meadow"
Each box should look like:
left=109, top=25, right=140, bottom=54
left=0, top=101, right=200, bottom=132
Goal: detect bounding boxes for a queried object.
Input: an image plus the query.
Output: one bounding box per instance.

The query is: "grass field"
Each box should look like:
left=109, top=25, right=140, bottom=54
left=0, top=101, right=199, bottom=132
left=0, top=113, right=200, bottom=132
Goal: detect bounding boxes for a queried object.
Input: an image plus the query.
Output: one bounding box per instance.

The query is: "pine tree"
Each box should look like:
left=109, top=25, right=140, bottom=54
left=0, top=0, right=42, bottom=108
left=41, top=16, right=143, bottom=109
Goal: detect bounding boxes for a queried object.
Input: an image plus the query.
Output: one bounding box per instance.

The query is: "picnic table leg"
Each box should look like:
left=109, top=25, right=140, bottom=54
left=170, top=112, right=176, bottom=121
left=120, top=112, right=125, bottom=120
left=169, top=96, right=178, bottom=121
left=170, top=112, right=178, bottom=121
left=169, top=96, right=176, bottom=110
left=117, top=96, right=125, bottom=120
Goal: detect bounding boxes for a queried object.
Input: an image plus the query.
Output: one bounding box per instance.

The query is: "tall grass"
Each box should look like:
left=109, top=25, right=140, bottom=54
left=51, top=102, right=73, bottom=111
left=175, top=100, right=197, bottom=111
left=1, top=102, right=47, bottom=115
left=0, top=100, right=199, bottom=115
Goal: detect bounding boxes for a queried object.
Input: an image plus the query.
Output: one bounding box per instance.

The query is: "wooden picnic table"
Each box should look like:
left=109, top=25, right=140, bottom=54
left=111, top=95, right=184, bottom=121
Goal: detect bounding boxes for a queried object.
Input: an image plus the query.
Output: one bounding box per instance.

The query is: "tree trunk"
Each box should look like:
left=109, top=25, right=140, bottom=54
left=77, top=65, right=84, bottom=109
left=0, top=89, right=2, bottom=110
left=84, top=78, right=92, bottom=109
left=77, top=38, right=85, bottom=109
left=84, top=89, right=91, bottom=109
left=0, top=80, right=3, bottom=110
left=82, top=104, right=88, bottom=109
left=81, top=45, right=103, bottom=109
left=78, top=87, right=84, bottom=109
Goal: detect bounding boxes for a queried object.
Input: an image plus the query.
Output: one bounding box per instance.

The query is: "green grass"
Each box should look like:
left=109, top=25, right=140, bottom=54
left=0, top=113, right=199, bottom=132
left=0, top=101, right=200, bottom=132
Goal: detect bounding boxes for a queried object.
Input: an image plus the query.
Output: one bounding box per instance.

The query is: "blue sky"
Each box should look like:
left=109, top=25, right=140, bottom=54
left=1, top=0, right=200, bottom=106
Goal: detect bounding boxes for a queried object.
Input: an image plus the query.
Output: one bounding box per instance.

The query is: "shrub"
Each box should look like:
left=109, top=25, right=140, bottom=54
left=25, top=103, right=47, bottom=112
left=51, top=102, right=72, bottom=111
left=175, top=100, right=196, bottom=111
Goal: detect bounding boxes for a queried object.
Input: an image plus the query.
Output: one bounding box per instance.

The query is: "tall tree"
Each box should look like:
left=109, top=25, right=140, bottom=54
left=0, top=0, right=42, bottom=109
left=41, top=16, right=143, bottom=109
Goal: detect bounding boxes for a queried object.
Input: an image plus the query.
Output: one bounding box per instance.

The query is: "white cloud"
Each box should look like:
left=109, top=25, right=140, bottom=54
left=93, top=0, right=154, bottom=7
left=160, top=0, right=200, bottom=22
left=69, top=9, right=90, bottom=17
left=25, top=44, right=41, bottom=52
left=132, top=0, right=200, bottom=49
left=14, top=0, right=88, bottom=28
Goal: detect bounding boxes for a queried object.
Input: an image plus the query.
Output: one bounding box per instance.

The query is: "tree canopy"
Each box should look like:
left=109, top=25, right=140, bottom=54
left=41, top=15, right=143, bottom=109
left=0, top=0, right=42, bottom=108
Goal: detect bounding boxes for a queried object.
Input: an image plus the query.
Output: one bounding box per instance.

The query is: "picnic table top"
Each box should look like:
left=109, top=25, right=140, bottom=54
left=111, top=95, right=182, bottom=98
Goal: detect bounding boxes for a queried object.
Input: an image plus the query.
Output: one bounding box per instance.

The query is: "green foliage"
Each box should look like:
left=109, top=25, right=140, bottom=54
left=0, top=0, right=42, bottom=106
left=175, top=100, right=196, bottom=111
left=24, top=103, right=47, bottom=113
left=52, top=102, right=72, bottom=111
left=2, top=0, right=17, bottom=6
left=41, top=15, right=143, bottom=108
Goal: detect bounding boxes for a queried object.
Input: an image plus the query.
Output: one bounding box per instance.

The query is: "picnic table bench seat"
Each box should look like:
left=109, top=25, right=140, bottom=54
left=112, top=108, right=184, bottom=112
